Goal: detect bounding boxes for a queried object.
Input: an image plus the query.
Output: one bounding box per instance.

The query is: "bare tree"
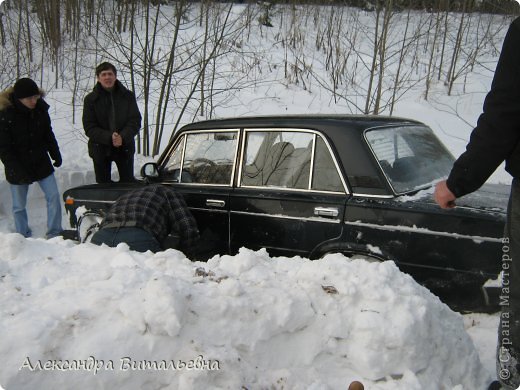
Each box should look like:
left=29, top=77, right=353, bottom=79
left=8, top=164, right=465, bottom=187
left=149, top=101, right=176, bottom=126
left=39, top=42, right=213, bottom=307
left=0, top=0, right=513, bottom=160
left=424, top=1, right=443, bottom=100
left=364, top=2, right=382, bottom=114
left=372, top=0, right=393, bottom=114
left=446, top=0, right=469, bottom=95
left=153, top=1, right=188, bottom=156
left=390, top=5, right=412, bottom=114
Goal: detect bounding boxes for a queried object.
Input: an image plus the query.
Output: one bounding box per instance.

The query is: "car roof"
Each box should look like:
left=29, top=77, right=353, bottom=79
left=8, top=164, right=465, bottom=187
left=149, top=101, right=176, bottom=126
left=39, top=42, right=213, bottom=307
left=178, top=114, right=422, bottom=134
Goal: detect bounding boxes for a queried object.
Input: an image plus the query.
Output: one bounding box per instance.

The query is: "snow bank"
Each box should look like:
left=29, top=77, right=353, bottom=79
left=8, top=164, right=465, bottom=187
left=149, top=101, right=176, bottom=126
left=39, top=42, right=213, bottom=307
left=0, top=234, right=489, bottom=389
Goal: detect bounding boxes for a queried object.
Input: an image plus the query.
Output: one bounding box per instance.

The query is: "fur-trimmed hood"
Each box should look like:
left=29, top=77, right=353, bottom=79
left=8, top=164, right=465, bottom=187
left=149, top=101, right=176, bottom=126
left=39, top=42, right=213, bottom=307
left=0, top=87, right=46, bottom=111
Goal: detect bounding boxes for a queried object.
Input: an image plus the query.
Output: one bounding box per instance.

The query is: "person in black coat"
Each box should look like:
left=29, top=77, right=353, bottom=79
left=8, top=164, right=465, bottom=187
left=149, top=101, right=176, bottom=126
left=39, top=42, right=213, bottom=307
left=0, top=78, right=63, bottom=238
left=434, top=17, right=520, bottom=389
left=83, top=62, right=141, bottom=183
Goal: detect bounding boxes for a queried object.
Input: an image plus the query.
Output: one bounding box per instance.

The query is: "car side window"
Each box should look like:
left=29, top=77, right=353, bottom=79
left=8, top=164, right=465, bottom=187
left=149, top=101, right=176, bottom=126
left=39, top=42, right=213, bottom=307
left=161, top=135, right=188, bottom=182
left=161, top=131, right=238, bottom=185
left=183, top=131, right=237, bottom=185
left=242, top=130, right=313, bottom=188
left=241, top=130, right=343, bottom=192
left=312, top=136, right=344, bottom=192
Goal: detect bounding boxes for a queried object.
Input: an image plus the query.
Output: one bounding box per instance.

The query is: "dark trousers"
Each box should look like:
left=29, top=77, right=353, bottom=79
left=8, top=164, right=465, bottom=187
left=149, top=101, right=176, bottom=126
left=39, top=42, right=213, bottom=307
left=498, top=178, right=520, bottom=389
left=93, top=153, right=135, bottom=183
left=91, top=227, right=161, bottom=253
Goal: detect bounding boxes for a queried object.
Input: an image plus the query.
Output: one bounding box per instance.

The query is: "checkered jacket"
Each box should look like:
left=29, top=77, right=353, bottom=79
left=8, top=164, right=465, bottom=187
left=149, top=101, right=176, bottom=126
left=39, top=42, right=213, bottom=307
left=101, top=184, right=199, bottom=249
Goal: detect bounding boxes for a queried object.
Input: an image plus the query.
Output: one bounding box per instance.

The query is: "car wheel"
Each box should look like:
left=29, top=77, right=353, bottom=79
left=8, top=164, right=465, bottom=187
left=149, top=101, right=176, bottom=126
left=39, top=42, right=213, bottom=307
left=77, top=212, right=103, bottom=243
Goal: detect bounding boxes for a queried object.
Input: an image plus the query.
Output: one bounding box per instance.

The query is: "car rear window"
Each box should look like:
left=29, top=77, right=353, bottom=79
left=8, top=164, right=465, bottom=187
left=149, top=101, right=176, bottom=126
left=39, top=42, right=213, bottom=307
left=365, top=125, right=454, bottom=194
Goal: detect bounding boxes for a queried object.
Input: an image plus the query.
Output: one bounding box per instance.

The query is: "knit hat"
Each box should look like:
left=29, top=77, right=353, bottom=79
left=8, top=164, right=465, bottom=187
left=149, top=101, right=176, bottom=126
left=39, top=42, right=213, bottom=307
left=13, top=78, right=39, bottom=99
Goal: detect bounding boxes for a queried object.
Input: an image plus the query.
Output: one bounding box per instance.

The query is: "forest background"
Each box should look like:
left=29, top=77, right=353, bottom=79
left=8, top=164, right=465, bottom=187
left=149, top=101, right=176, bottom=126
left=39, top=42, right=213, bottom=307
left=0, top=0, right=519, bottom=158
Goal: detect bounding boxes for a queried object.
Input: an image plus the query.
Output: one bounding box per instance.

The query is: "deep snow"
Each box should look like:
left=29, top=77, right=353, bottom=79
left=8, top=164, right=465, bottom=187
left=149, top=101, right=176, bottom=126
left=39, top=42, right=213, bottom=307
left=0, top=237, right=493, bottom=389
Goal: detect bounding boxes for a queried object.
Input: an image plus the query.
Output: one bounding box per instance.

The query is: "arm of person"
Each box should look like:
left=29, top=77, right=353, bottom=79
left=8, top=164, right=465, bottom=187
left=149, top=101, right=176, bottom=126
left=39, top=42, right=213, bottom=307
left=42, top=110, right=62, bottom=167
left=82, top=95, right=113, bottom=145
left=117, top=92, right=142, bottom=145
left=445, top=18, right=520, bottom=199
left=164, top=188, right=200, bottom=250
left=0, top=113, right=33, bottom=182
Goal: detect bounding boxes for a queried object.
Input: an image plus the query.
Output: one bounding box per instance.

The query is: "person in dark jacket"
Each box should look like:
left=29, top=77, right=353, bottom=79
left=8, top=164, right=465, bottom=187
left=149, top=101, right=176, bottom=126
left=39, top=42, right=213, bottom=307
left=90, top=184, right=200, bottom=256
left=434, top=17, right=520, bottom=390
left=83, top=62, right=141, bottom=183
left=0, top=78, right=63, bottom=238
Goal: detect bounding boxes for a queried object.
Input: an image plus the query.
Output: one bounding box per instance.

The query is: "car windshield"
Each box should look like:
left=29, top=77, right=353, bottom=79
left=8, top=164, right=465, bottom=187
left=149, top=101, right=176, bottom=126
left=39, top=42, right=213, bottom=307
left=365, top=125, right=455, bottom=194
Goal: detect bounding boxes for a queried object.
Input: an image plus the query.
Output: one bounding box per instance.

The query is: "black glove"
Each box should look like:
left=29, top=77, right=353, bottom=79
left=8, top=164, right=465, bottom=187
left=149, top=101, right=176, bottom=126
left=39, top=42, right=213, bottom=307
left=53, top=154, right=62, bottom=168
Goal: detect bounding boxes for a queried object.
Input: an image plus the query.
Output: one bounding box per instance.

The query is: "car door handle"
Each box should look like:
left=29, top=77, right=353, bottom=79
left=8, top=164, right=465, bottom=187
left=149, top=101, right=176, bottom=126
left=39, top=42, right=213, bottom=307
left=314, top=207, right=339, bottom=218
left=206, top=199, right=226, bottom=208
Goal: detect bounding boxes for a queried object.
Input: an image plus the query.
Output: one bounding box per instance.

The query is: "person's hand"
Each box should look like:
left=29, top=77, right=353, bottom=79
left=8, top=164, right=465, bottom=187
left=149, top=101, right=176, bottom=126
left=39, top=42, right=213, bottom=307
left=434, top=180, right=456, bottom=209
left=53, top=154, right=62, bottom=167
left=112, top=132, right=123, bottom=148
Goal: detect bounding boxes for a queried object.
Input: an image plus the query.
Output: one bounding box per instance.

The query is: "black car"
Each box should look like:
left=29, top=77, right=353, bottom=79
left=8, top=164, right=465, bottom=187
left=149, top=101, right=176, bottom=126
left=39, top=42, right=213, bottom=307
left=63, top=115, right=508, bottom=309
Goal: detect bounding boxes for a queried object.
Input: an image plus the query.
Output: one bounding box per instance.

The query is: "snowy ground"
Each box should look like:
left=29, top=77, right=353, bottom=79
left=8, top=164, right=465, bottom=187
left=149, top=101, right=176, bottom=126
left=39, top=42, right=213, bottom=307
left=0, top=234, right=497, bottom=389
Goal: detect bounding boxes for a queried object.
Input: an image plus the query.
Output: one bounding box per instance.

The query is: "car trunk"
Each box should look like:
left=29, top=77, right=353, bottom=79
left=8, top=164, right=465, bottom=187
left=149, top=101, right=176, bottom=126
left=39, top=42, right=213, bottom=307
left=455, top=182, right=510, bottom=212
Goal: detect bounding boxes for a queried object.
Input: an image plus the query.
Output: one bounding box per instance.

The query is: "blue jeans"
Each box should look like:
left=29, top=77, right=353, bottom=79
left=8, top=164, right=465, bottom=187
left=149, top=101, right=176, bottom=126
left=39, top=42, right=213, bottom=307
left=91, top=227, right=161, bottom=253
left=10, top=173, right=63, bottom=238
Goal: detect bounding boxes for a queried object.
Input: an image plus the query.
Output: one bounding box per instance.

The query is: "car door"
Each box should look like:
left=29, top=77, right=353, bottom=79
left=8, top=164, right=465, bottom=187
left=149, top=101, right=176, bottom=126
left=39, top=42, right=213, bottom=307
left=229, top=128, right=349, bottom=258
left=158, top=129, right=239, bottom=257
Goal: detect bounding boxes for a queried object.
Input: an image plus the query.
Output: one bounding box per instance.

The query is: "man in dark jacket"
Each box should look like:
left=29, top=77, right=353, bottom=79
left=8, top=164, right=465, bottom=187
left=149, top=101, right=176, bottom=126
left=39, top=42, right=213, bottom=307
left=90, top=185, right=200, bottom=256
left=0, top=78, right=63, bottom=238
left=83, top=62, right=141, bottom=183
left=434, top=17, right=520, bottom=390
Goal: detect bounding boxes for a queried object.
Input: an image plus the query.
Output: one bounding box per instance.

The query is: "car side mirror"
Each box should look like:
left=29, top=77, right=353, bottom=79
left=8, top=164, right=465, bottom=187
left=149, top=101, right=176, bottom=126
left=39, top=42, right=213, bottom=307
left=140, top=162, right=159, bottom=179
